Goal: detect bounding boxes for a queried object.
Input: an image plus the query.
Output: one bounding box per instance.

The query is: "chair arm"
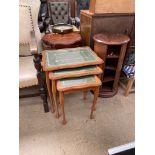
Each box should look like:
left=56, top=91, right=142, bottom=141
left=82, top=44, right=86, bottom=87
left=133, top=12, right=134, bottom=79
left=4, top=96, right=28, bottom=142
left=75, top=17, right=80, bottom=23
left=38, top=21, right=45, bottom=33
left=75, top=17, right=80, bottom=27
left=30, top=31, right=38, bottom=55
left=69, top=17, right=76, bottom=25
left=44, top=17, right=51, bottom=26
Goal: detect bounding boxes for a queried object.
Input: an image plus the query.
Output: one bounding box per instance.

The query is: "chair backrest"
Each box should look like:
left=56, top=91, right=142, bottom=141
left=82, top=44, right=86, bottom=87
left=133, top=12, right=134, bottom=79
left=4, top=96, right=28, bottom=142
left=75, top=0, right=90, bottom=17
left=19, top=5, right=34, bottom=56
left=19, top=1, right=42, bottom=56
left=48, top=1, right=70, bottom=25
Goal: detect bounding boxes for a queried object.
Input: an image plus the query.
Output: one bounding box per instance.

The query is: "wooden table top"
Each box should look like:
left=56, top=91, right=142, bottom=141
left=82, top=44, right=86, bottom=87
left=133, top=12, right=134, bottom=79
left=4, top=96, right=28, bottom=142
left=42, top=32, right=82, bottom=46
left=57, top=75, right=101, bottom=91
left=42, top=47, right=103, bottom=71
left=49, top=66, right=103, bottom=80
left=93, top=33, right=130, bottom=45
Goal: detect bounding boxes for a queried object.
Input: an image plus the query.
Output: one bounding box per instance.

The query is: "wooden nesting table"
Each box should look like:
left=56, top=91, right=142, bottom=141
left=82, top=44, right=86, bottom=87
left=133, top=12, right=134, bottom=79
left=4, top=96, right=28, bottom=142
left=42, top=47, right=103, bottom=124
left=57, top=75, right=102, bottom=124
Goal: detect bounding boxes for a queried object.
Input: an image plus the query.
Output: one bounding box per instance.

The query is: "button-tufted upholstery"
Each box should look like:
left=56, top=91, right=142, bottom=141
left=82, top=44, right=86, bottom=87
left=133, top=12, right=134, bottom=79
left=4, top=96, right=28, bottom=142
left=49, top=1, right=69, bottom=25
left=38, top=0, right=76, bottom=33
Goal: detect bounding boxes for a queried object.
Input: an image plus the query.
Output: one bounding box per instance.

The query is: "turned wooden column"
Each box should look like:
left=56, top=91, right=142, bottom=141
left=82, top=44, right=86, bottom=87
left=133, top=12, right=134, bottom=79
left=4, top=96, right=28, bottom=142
left=93, top=33, right=130, bottom=97
left=33, top=54, right=49, bottom=112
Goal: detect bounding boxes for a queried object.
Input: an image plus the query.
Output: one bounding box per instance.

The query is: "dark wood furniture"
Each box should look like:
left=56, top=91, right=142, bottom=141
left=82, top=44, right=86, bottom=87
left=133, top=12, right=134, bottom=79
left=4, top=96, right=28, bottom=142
left=42, top=32, right=82, bottom=50
left=57, top=75, right=101, bottom=124
left=80, top=10, right=135, bottom=50
left=31, top=31, right=52, bottom=112
left=38, top=0, right=76, bottom=33
left=93, top=33, right=130, bottom=97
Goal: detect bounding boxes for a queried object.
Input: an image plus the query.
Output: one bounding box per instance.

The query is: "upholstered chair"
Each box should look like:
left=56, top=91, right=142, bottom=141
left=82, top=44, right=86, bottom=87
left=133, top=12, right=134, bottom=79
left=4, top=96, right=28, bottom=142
left=38, top=0, right=75, bottom=33
left=75, top=0, right=90, bottom=27
left=19, top=4, right=49, bottom=112
left=38, top=0, right=49, bottom=33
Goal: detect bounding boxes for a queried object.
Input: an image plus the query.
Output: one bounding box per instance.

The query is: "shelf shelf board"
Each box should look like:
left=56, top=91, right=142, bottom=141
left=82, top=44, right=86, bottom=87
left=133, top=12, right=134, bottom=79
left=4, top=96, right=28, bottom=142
left=99, top=87, right=117, bottom=98
left=103, top=76, right=115, bottom=83
left=107, top=54, right=119, bottom=59
left=105, top=65, right=117, bottom=71
left=101, top=86, right=113, bottom=92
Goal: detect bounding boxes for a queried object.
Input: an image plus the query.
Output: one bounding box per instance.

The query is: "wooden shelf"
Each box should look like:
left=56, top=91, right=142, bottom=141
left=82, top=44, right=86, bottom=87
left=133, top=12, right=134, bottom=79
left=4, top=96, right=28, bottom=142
left=93, top=33, right=130, bottom=97
left=103, top=76, right=115, bottom=83
left=105, top=65, right=117, bottom=71
left=107, top=54, right=119, bottom=59
left=101, top=86, right=113, bottom=92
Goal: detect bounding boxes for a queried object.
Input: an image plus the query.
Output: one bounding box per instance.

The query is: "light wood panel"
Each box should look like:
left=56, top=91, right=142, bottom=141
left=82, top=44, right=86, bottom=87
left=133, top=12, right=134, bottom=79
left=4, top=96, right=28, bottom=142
left=89, top=0, right=135, bottom=13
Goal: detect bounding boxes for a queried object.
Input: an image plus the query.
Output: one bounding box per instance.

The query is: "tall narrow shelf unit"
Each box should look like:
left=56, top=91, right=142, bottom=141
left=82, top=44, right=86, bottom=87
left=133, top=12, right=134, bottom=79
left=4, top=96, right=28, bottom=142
left=93, top=33, right=130, bottom=97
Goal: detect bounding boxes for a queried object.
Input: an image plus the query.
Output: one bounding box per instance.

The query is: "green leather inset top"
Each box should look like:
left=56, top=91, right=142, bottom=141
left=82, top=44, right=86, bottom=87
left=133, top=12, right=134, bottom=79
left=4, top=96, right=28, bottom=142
left=60, top=75, right=96, bottom=87
left=53, top=66, right=97, bottom=75
left=46, top=47, right=96, bottom=67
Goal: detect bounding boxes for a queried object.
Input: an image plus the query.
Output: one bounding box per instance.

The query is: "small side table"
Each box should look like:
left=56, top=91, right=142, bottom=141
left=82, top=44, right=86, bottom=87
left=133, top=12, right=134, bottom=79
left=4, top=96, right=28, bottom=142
left=42, top=32, right=82, bottom=50
left=42, top=47, right=103, bottom=113
left=57, top=75, right=101, bottom=125
left=49, top=66, right=103, bottom=118
left=93, top=33, right=130, bottom=97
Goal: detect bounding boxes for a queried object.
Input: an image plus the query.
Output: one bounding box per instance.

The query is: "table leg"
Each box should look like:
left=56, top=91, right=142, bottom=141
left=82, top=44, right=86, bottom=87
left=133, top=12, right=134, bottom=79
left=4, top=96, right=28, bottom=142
left=90, top=87, right=99, bottom=119
left=124, top=76, right=135, bottom=97
left=59, top=91, right=67, bottom=125
left=52, top=80, right=60, bottom=118
left=45, top=72, right=54, bottom=113
left=83, top=90, right=87, bottom=100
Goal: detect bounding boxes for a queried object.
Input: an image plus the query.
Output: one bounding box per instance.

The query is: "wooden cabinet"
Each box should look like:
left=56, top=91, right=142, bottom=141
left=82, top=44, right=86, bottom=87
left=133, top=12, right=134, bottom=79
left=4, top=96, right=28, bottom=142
left=89, top=0, right=135, bottom=14
left=93, top=33, right=130, bottom=97
left=80, top=10, right=135, bottom=50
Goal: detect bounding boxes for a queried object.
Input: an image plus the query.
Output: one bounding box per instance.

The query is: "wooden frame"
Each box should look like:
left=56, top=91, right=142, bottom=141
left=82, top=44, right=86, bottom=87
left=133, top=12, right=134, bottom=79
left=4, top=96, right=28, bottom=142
left=57, top=75, right=101, bottom=125
left=57, top=76, right=101, bottom=91
left=42, top=47, right=103, bottom=113
left=89, top=0, right=135, bottom=14
left=119, top=75, right=135, bottom=96
left=19, top=86, right=40, bottom=98
left=80, top=10, right=135, bottom=49
left=42, top=47, right=103, bottom=71
left=124, top=76, right=135, bottom=96
left=49, top=66, right=102, bottom=80
left=19, top=29, right=49, bottom=112
left=93, top=33, right=130, bottom=97
left=45, top=72, right=55, bottom=113
left=42, top=32, right=81, bottom=50
left=48, top=66, right=102, bottom=116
